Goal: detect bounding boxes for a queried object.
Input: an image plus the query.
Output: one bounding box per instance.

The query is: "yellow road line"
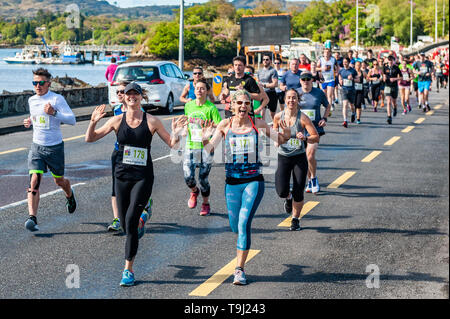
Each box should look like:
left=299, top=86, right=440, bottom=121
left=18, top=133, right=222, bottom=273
left=414, top=117, right=426, bottom=124
left=426, top=110, right=434, bottom=115
left=63, top=134, right=85, bottom=142
left=278, top=201, right=319, bottom=227
left=434, top=104, right=442, bottom=110
left=0, top=147, right=27, bottom=155
left=384, top=136, right=401, bottom=146
left=401, top=126, right=415, bottom=133
left=327, top=171, right=356, bottom=189
left=189, top=249, right=260, bottom=297
left=361, top=151, right=383, bottom=163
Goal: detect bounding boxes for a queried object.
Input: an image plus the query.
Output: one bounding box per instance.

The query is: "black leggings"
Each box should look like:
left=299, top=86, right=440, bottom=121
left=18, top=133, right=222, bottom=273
left=275, top=153, right=308, bottom=203
left=115, top=176, right=154, bottom=261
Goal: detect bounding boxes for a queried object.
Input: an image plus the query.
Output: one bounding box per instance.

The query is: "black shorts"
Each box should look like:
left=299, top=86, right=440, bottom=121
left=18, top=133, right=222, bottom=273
left=266, top=90, right=278, bottom=112
left=276, top=91, right=285, bottom=104
left=342, top=89, right=355, bottom=104
left=384, top=85, right=398, bottom=99
left=354, top=90, right=365, bottom=109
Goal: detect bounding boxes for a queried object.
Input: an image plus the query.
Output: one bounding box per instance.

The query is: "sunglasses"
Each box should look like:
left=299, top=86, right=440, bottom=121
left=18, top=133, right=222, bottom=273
left=301, top=77, right=312, bottom=81
left=235, top=101, right=251, bottom=106
left=263, top=58, right=270, bottom=61
left=244, top=72, right=252, bottom=75
left=116, top=90, right=125, bottom=94
left=228, top=72, right=233, bottom=75
left=274, top=62, right=280, bottom=64
left=193, top=72, right=203, bottom=75
left=32, top=80, right=48, bottom=86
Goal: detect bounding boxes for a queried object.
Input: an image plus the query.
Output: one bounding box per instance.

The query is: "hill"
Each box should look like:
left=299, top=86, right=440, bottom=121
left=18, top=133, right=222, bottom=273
left=0, top=0, right=178, bottom=19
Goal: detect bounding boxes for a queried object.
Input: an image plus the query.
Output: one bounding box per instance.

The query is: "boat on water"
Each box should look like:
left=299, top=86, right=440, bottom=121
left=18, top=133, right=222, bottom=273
left=94, top=54, right=127, bottom=65
left=61, top=46, right=85, bottom=64
left=3, top=51, right=37, bottom=64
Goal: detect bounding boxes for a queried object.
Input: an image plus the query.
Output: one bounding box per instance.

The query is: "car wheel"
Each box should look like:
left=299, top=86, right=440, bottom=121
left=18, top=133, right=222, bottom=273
left=164, top=93, right=174, bottom=114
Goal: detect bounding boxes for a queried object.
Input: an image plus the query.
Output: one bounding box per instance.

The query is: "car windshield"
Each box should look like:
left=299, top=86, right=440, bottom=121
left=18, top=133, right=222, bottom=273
left=113, top=66, right=159, bottom=82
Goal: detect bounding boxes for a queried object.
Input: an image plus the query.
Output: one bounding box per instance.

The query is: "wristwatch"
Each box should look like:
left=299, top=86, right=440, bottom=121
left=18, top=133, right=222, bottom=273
left=53, top=109, right=58, bottom=117
left=322, top=117, right=327, bottom=122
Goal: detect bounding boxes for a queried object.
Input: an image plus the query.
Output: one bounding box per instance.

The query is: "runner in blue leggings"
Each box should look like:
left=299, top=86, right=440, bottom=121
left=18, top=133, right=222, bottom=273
left=201, top=89, right=290, bottom=285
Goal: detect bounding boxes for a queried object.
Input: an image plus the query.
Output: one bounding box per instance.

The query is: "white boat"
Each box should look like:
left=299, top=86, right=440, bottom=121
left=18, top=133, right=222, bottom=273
left=3, top=51, right=37, bottom=64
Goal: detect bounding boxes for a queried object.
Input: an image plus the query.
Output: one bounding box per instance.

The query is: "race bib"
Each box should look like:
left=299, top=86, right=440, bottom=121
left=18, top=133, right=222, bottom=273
left=420, top=66, right=428, bottom=74
left=123, top=146, right=148, bottom=166
left=301, top=109, right=316, bottom=121
left=312, top=82, right=318, bottom=88
left=32, top=115, right=50, bottom=130
left=372, top=79, right=380, bottom=85
left=284, top=138, right=301, bottom=150
left=436, top=68, right=442, bottom=74
left=323, top=72, right=334, bottom=82
left=363, top=78, right=368, bottom=84
left=355, top=83, right=363, bottom=90
left=229, top=136, right=255, bottom=155
left=189, top=124, right=203, bottom=143
left=343, top=79, right=352, bottom=87
left=384, top=86, right=392, bottom=94
left=402, top=73, right=410, bottom=81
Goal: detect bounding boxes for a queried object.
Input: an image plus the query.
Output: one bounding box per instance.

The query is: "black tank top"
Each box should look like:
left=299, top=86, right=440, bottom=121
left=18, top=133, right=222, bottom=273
left=115, top=112, right=153, bottom=181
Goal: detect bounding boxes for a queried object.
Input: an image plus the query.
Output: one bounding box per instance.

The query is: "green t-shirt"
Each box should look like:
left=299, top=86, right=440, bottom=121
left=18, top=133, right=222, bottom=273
left=185, top=99, right=222, bottom=149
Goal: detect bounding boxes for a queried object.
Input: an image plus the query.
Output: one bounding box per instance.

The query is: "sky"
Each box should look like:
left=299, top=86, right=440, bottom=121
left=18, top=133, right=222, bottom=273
left=104, top=0, right=301, bottom=7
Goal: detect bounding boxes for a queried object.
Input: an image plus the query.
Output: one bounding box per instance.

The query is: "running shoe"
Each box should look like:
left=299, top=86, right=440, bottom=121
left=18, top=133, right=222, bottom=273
left=290, top=218, right=300, bottom=231
left=138, top=211, right=149, bottom=239
left=373, top=106, right=377, bottom=112
left=25, top=216, right=39, bottom=232
left=381, top=101, right=385, bottom=108
left=393, top=108, right=397, bottom=117
left=402, top=110, right=407, bottom=115
left=188, top=189, right=199, bottom=209
left=284, top=197, right=293, bottom=214
left=66, top=189, right=76, bottom=214
left=407, top=104, right=412, bottom=112
left=422, top=106, right=427, bottom=112
left=342, top=121, right=348, bottom=128
left=311, top=177, right=320, bottom=194
left=108, top=218, right=122, bottom=232
left=362, top=104, right=366, bottom=110
left=418, top=103, right=422, bottom=109
left=387, top=116, right=392, bottom=124
left=120, top=269, right=135, bottom=287
left=143, top=198, right=153, bottom=219
left=356, top=119, right=361, bottom=124
left=233, top=268, right=247, bottom=285
left=199, top=203, right=211, bottom=216
left=426, top=105, right=431, bottom=112
left=351, top=113, right=355, bottom=123
left=305, top=180, right=312, bottom=193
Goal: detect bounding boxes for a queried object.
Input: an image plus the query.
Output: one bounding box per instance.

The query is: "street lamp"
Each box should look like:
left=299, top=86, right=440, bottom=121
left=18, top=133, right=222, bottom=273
left=179, top=0, right=184, bottom=72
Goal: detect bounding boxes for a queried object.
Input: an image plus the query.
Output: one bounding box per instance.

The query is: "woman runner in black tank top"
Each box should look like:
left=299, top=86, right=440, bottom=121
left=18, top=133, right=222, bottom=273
left=85, top=82, right=188, bottom=286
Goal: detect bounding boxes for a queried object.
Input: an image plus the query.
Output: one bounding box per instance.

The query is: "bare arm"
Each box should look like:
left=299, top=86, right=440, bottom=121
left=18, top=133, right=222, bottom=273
left=149, top=115, right=188, bottom=149
left=179, top=83, right=192, bottom=104
left=85, top=104, right=117, bottom=142
left=300, top=113, right=319, bottom=144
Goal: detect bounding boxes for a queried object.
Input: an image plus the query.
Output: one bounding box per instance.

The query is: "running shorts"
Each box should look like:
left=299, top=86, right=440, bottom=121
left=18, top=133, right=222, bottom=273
left=418, top=81, right=431, bottom=93
left=28, top=142, right=65, bottom=177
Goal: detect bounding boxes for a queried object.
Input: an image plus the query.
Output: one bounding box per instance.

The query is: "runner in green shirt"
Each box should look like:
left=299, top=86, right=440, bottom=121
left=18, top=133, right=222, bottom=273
left=183, top=79, right=222, bottom=216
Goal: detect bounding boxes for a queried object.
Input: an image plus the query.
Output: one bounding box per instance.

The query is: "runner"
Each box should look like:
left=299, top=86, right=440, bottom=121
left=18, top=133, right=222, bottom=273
left=200, top=89, right=291, bottom=285
left=23, top=68, right=77, bottom=232
left=333, top=51, right=343, bottom=108
left=296, top=71, right=330, bottom=194
left=338, top=57, right=357, bottom=127
left=413, top=52, right=434, bottom=112
left=273, top=89, right=319, bottom=230
left=180, top=66, right=215, bottom=104
left=317, top=48, right=337, bottom=111
left=347, top=50, right=355, bottom=67
left=398, top=59, right=413, bottom=115
left=220, top=56, right=261, bottom=118
left=383, top=55, right=402, bottom=124
left=310, top=61, right=323, bottom=89
left=412, top=55, right=421, bottom=105
left=105, top=57, right=118, bottom=83
left=85, top=82, right=188, bottom=286
left=274, top=57, right=287, bottom=112
left=378, top=57, right=386, bottom=108
left=108, top=82, right=154, bottom=234
left=298, top=54, right=311, bottom=72
left=183, top=79, right=222, bottom=216
left=257, top=54, right=279, bottom=121
left=364, top=49, right=376, bottom=68
left=368, top=59, right=383, bottom=112
left=434, top=55, right=446, bottom=93
left=353, top=61, right=365, bottom=124
left=442, top=57, right=449, bottom=89
left=280, top=58, right=302, bottom=92
left=361, top=61, right=372, bottom=109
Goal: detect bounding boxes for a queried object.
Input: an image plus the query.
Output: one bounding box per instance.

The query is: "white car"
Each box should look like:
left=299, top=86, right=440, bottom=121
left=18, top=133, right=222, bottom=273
left=108, top=61, right=189, bottom=114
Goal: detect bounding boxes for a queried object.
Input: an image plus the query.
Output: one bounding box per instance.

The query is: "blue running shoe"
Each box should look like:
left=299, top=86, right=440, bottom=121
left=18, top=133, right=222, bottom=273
left=305, top=179, right=312, bottom=193
left=120, top=270, right=135, bottom=287
left=311, top=177, right=320, bottom=194
left=25, top=216, right=39, bottom=232
left=138, top=211, right=149, bottom=239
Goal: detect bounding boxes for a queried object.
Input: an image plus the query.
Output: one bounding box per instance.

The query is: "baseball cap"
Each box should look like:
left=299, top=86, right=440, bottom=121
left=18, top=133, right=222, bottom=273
left=420, top=52, right=426, bottom=56
left=124, top=82, right=143, bottom=95
left=300, top=71, right=313, bottom=79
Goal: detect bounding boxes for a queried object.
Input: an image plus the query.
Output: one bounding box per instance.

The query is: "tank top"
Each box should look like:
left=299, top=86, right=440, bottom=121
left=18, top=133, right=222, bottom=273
left=224, top=116, right=263, bottom=184
left=399, top=69, right=411, bottom=86
left=278, top=110, right=306, bottom=157
left=320, top=56, right=336, bottom=83
left=371, top=69, right=382, bottom=85
left=115, top=112, right=153, bottom=181
left=188, top=81, right=196, bottom=100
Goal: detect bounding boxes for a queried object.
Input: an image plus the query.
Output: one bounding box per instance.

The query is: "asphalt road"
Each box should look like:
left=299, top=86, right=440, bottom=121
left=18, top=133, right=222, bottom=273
left=0, top=87, right=448, bottom=304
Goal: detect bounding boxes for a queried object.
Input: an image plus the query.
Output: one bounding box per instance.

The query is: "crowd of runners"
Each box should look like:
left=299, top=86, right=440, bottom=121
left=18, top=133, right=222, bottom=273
left=22, top=45, right=448, bottom=287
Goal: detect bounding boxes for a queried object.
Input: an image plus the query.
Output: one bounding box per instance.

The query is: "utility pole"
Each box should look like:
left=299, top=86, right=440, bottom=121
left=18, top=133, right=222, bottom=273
left=179, top=0, right=184, bottom=72
left=435, top=0, right=438, bottom=42
left=410, top=0, right=413, bottom=48
left=356, top=0, right=359, bottom=50
left=443, top=0, right=445, bottom=38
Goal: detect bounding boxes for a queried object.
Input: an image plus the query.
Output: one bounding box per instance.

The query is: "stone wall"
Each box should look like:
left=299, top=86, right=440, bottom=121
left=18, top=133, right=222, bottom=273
left=0, top=86, right=108, bottom=116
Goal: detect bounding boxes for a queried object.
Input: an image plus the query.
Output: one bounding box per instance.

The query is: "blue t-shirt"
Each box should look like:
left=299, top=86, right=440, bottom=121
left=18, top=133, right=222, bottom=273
left=297, top=87, right=329, bottom=135
left=339, top=67, right=358, bottom=90
left=281, top=70, right=302, bottom=90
